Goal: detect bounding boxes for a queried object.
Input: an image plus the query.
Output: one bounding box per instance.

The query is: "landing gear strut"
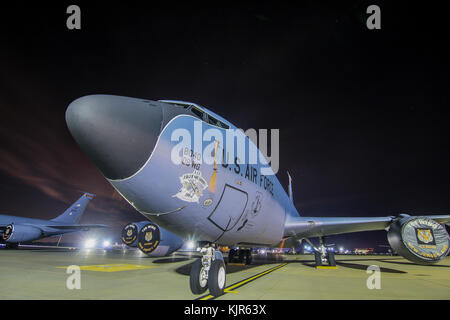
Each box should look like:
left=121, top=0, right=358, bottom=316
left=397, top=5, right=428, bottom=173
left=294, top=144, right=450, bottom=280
left=313, top=237, right=336, bottom=267
left=189, top=243, right=226, bottom=297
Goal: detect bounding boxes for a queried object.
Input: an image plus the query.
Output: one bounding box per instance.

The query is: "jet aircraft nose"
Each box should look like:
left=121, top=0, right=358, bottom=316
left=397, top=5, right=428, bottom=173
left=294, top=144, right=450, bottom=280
left=66, top=95, right=163, bottom=180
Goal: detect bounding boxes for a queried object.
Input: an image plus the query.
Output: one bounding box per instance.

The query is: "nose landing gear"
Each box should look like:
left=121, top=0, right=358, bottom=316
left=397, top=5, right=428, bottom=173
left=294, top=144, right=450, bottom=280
left=189, top=243, right=226, bottom=297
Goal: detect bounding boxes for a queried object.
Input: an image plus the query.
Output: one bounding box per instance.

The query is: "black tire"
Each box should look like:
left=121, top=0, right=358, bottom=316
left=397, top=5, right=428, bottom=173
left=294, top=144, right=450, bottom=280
left=5, top=243, right=19, bottom=249
left=189, top=259, right=208, bottom=294
left=327, top=252, right=336, bottom=266
left=228, top=249, right=236, bottom=263
left=238, top=250, right=245, bottom=263
left=245, top=250, right=252, bottom=265
left=314, top=251, right=322, bottom=266
left=208, top=259, right=226, bottom=297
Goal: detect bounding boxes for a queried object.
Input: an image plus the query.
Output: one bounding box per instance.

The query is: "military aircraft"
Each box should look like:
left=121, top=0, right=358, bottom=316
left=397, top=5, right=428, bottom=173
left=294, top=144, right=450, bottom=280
left=0, top=193, right=108, bottom=248
left=66, top=95, right=450, bottom=297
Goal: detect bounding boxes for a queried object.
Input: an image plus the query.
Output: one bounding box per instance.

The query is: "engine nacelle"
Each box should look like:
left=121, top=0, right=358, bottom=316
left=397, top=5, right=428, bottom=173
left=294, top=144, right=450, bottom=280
left=2, top=224, right=42, bottom=243
left=387, top=215, right=449, bottom=265
left=121, top=221, right=184, bottom=256
left=121, top=221, right=150, bottom=247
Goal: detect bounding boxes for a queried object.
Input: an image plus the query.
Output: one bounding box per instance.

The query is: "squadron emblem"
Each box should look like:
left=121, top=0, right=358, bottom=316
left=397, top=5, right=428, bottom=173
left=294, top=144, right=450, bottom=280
left=173, top=170, right=208, bottom=203
left=416, top=228, right=434, bottom=244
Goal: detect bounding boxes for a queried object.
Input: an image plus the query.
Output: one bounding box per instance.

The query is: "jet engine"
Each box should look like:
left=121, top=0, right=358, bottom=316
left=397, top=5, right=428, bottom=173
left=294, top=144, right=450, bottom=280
left=121, top=221, right=184, bottom=256
left=121, top=221, right=148, bottom=247
left=387, top=215, right=450, bottom=265
left=2, top=224, right=42, bottom=243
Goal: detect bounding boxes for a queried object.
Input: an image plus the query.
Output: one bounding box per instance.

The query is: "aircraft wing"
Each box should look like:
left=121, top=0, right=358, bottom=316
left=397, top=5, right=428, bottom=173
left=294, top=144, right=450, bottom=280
left=419, top=215, right=450, bottom=225
left=0, top=223, right=108, bottom=236
left=44, top=224, right=109, bottom=231
left=283, top=215, right=450, bottom=239
left=0, top=224, right=108, bottom=231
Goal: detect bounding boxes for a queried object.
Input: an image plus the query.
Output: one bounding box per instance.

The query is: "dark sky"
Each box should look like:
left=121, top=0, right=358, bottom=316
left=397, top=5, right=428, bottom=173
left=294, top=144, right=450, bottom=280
left=0, top=1, right=449, bottom=248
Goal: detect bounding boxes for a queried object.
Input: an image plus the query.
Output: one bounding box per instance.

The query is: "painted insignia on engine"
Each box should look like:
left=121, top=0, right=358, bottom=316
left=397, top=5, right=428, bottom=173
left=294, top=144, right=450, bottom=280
left=173, top=170, right=208, bottom=203
left=416, top=228, right=435, bottom=245
left=402, top=218, right=449, bottom=261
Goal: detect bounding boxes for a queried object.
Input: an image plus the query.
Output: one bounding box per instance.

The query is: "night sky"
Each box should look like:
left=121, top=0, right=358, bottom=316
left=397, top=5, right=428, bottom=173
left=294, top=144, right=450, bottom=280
left=0, top=1, right=449, bottom=248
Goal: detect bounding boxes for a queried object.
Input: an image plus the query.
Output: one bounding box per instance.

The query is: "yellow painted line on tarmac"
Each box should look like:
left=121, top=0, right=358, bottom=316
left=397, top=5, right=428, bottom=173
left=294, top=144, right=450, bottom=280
left=57, top=264, right=158, bottom=272
left=316, top=266, right=338, bottom=270
left=197, top=263, right=288, bottom=300
left=224, top=288, right=239, bottom=293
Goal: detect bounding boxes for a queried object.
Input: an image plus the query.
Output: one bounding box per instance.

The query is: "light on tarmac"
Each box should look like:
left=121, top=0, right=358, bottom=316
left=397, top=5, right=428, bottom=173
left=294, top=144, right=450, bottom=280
left=85, top=238, right=96, bottom=249
left=103, top=240, right=111, bottom=248
left=186, top=240, right=195, bottom=250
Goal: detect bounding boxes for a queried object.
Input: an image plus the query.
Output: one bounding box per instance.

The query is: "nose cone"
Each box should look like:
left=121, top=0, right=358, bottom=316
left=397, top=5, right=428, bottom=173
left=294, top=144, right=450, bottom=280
left=66, top=95, right=163, bottom=180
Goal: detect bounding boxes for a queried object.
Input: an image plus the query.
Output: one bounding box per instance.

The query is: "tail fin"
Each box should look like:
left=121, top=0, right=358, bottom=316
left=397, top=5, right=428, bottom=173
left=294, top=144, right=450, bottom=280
left=51, top=193, right=95, bottom=224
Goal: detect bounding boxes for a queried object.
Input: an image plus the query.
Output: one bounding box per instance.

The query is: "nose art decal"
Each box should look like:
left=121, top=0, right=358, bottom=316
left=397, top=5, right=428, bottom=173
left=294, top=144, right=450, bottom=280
left=172, top=170, right=208, bottom=203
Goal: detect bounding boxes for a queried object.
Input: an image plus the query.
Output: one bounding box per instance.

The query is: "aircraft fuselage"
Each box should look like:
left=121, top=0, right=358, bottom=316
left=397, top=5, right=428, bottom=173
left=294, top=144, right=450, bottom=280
left=66, top=95, right=298, bottom=247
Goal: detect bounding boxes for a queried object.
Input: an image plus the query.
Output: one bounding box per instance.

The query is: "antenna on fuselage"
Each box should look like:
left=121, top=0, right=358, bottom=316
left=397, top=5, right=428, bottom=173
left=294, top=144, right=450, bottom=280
left=287, top=171, right=293, bottom=202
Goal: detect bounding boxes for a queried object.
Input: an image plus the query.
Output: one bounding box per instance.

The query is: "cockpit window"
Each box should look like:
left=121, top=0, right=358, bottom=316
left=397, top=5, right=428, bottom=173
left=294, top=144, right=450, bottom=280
left=188, top=106, right=230, bottom=129
left=159, top=100, right=190, bottom=109
left=172, top=103, right=189, bottom=109
left=207, top=115, right=229, bottom=129
left=191, top=107, right=204, bottom=120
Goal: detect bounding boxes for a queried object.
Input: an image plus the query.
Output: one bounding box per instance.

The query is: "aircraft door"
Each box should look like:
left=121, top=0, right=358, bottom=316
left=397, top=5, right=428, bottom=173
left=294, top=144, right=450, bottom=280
left=207, top=184, right=248, bottom=235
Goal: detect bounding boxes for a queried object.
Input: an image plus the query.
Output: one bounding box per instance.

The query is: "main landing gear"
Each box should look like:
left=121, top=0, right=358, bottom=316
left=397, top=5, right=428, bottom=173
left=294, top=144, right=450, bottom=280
left=312, top=237, right=336, bottom=267
left=190, top=243, right=226, bottom=297
left=228, top=248, right=252, bottom=265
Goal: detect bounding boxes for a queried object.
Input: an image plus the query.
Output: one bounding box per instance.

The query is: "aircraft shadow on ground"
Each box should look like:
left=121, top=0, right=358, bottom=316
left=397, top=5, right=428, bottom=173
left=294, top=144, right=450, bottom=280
left=332, top=257, right=404, bottom=262
left=283, top=258, right=316, bottom=268
left=153, top=257, right=193, bottom=264
left=377, top=259, right=450, bottom=268
left=335, top=261, right=407, bottom=273
left=285, top=259, right=407, bottom=273
left=175, top=257, right=284, bottom=276
left=18, top=248, right=77, bottom=252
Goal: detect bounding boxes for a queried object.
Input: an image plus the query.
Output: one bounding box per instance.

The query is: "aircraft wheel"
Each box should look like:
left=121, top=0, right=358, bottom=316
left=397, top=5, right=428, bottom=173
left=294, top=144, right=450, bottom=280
left=189, top=259, right=208, bottom=294
left=228, top=249, right=236, bottom=263
left=314, top=251, right=322, bottom=266
left=327, top=252, right=336, bottom=266
left=238, top=250, right=245, bottom=263
left=5, top=243, right=19, bottom=249
left=245, top=250, right=252, bottom=265
left=208, top=259, right=226, bottom=297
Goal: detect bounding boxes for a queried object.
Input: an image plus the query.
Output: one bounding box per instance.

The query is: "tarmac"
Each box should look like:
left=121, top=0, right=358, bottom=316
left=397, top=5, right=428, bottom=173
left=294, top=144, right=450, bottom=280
left=0, top=246, right=449, bottom=300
